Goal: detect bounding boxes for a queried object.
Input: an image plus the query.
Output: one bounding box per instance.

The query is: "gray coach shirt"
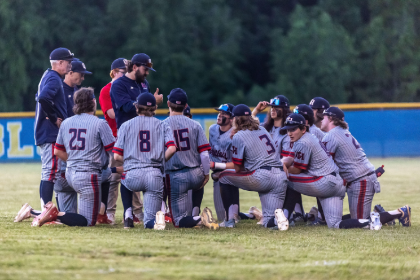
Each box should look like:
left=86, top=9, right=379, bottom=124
left=322, top=126, right=374, bottom=182
left=291, top=132, right=337, bottom=177
left=209, top=124, right=232, bottom=163
left=164, top=115, right=211, bottom=171
left=113, top=116, right=175, bottom=171
left=232, top=127, right=281, bottom=171
left=55, top=113, right=115, bottom=173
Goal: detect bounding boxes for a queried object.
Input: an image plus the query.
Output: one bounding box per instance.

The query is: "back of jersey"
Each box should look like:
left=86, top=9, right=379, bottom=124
left=323, top=127, right=374, bottom=181
left=209, top=124, right=232, bottom=163
left=114, top=116, right=174, bottom=171
left=56, top=114, right=115, bottom=172
left=232, top=127, right=281, bottom=171
left=292, top=132, right=337, bottom=177
left=164, top=115, right=210, bottom=171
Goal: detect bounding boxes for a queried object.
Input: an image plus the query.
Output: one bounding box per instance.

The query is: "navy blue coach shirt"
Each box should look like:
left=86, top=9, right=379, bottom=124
left=34, top=69, right=68, bottom=146
left=110, top=75, right=150, bottom=128
left=63, top=82, right=77, bottom=118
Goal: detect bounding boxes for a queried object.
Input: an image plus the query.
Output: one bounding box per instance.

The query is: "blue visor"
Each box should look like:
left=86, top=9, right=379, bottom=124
left=293, top=108, right=299, bottom=114
left=216, top=104, right=232, bottom=114
left=270, top=98, right=281, bottom=106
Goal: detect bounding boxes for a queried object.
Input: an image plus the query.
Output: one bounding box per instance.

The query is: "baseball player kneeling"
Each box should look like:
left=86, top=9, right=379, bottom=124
left=282, top=113, right=382, bottom=230
left=321, top=107, right=411, bottom=227
left=30, top=87, right=116, bottom=227
left=113, top=92, right=177, bottom=230
left=218, top=104, right=289, bottom=230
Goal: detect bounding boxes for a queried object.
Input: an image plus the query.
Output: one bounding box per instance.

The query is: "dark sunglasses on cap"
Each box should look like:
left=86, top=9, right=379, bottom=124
left=140, top=62, right=153, bottom=69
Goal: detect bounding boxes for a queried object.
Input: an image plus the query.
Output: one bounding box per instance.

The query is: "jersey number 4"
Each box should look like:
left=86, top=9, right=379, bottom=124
left=69, top=129, right=86, bottom=150
left=259, top=135, right=275, bottom=155
left=173, top=129, right=190, bottom=151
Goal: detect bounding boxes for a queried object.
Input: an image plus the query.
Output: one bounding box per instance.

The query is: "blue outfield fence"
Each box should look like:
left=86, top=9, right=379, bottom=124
left=0, top=108, right=419, bottom=162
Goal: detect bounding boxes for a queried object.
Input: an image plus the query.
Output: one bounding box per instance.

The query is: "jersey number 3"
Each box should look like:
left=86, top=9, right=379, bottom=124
left=259, top=135, right=275, bottom=155
left=345, top=133, right=361, bottom=149
left=173, top=129, right=190, bottom=151
left=69, top=129, right=86, bottom=150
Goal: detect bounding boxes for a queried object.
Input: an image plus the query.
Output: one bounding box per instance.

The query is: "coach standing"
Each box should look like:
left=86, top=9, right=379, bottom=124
left=110, top=53, right=162, bottom=224
left=35, top=47, right=74, bottom=209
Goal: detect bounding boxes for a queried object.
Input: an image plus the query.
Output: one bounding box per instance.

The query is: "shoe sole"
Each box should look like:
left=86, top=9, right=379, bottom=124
left=31, top=204, right=58, bottom=227
left=14, top=204, right=31, bottom=222
left=154, top=225, right=166, bottom=230
left=201, top=209, right=219, bottom=230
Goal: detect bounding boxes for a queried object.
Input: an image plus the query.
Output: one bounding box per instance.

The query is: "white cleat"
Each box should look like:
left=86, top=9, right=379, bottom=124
left=370, top=211, right=382, bottom=231
left=154, top=211, right=166, bottom=230
left=106, top=213, right=116, bottom=225
left=275, top=209, right=289, bottom=231
left=14, top=203, right=33, bottom=222
left=249, top=206, right=263, bottom=221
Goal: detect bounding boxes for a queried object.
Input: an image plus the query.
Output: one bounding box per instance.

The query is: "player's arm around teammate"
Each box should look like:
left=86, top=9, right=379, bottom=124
left=113, top=93, right=176, bottom=230
left=320, top=107, right=411, bottom=227
left=218, top=105, right=289, bottom=230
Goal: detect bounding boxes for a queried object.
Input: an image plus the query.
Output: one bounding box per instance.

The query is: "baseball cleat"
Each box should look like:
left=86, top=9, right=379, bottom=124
left=233, top=214, right=241, bottom=224
left=200, top=207, right=219, bottom=230
left=96, top=214, right=113, bottom=225
left=165, top=213, right=173, bottom=223
left=307, top=218, right=327, bottom=226
left=133, top=214, right=143, bottom=225
left=398, top=205, right=411, bottom=227
left=249, top=206, right=263, bottom=221
left=307, top=206, right=318, bottom=222
left=107, top=213, right=116, bottom=225
left=292, top=212, right=307, bottom=223
left=14, top=203, right=33, bottom=222
left=370, top=211, right=382, bottom=230
left=124, top=217, right=134, bottom=229
left=274, top=209, right=289, bottom=231
left=154, top=211, right=166, bottom=230
left=43, top=221, right=64, bottom=226
left=31, top=202, right=59, bottom=227
left=219, top=219, right=235, bottom=228
left=374, top=204, right=395, bottom=226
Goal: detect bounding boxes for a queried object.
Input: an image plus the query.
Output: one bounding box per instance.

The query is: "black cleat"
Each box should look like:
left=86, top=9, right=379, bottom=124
left=292, top=212, right=308, bottom=223
left=124, top=217, right=134, bottom=229
left=374, top=204, right=395, bottom=226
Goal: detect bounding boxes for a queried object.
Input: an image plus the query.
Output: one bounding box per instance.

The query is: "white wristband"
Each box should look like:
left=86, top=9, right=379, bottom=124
left=214, top=162, right=227, bottom=170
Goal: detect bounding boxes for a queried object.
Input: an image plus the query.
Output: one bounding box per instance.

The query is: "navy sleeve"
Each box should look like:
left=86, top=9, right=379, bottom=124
left=111, top=81, right=134, bottom=111
left=38, top=76, right=61, bottom=124
left=121, top=101, right=136, bottom=113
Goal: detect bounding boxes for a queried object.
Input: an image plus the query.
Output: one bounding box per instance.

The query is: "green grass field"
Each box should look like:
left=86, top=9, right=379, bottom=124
left=1, top=158, right=420, bottom=280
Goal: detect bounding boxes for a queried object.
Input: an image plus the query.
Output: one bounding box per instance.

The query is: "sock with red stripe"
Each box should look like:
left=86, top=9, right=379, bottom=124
left=58, top=213, right=88, bottom=227
left=40, top=181, right=54, bottom=207
left=219, top=183, right=239, bottom=220
left=120, top=183, right=133, bottom=219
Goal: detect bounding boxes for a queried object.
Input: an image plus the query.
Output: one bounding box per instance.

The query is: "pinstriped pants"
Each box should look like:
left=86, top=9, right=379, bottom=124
left=39, top=143, right=60, bottom=182
left=121, top=167, right=164, bottom=227
left=66, top=169, right=101, bottom=226
left=166, top=167, right=205, bottom=227
left=219, top=168, right=287, bottom=228
left=288, top=173, right=346, bottom=228
left=347, top=173, right=379, bottom=219
left=213, top=179, right=226, bottom=221
left=54, top=172, right=77, bottom=213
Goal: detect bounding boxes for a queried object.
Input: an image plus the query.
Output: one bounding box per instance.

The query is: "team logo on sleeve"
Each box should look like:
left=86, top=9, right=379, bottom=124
left=232, top=146, right=238, bottom=155
left=296, top=152, right=305, bottom=160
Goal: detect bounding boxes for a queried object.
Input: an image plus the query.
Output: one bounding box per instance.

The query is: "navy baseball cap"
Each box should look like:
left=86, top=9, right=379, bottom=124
left=323, top=106, right=344, bottom=120
left=293, top=104, right=313, bottom=120
left=131, top=53, right=156, bottom=72
left=168, top=88, right=188, bottom=105
left=232, top=104, right=251, bottom=117
left=280, top=113, right=306, bottom=131
left=268, top=95, right=289, bottom=108
left=136, top=92, right=156, bottom=107
left=215, top=103, right=234, bottom=116
left=183, top=105, right=192, bottom=117
left=111, top=58, right=127, bottom=70
left=49, top=48, right=74, bottom=61
left=309, top=97, right=330, bottom=109
left=71, top=61, right=92, bottom=74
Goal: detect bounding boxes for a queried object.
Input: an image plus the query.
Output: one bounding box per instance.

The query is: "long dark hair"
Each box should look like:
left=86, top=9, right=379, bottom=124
left=73, top=87, right=96, bottom=115
left=263, top=107, right=292, bottom=132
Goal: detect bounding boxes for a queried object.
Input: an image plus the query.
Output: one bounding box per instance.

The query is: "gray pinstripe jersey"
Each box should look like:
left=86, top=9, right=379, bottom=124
left=113, top=116, right=175, bottom=171
left=59, top=144, right=109, bottom=172
left=163, top=115, right=211, bottom=171
left=55, top=113, right=115, bottom=172
left=309, top=125, right=325, bottom=141
left=209, top=124, right=232, bottom=163
left=232, top=127, right=281, bottom=171
left=291, top=132, right=337, bottom=176
left=280, top=135, right=293, bottom=158
left=322, top=126, right=374, bottom=182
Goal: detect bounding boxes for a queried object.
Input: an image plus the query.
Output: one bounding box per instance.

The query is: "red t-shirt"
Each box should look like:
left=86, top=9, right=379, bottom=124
left=99, top=82, right=118, bottom=137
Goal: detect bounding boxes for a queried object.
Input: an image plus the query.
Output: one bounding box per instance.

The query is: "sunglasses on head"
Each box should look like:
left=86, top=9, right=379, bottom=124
left=217, top=104, right=231, bottom=114
left=140, top=62, right=153, bottom=69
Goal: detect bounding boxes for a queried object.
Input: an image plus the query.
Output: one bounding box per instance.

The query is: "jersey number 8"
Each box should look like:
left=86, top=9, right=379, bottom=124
left=139, top=130, right=151, bottom=152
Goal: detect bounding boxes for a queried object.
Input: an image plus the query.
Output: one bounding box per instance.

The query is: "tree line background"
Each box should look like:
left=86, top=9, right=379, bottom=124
left=1, top=0, right=420, bottom=112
